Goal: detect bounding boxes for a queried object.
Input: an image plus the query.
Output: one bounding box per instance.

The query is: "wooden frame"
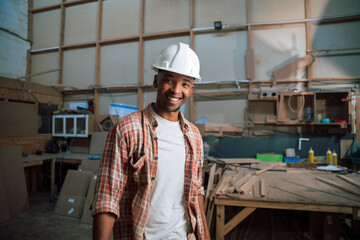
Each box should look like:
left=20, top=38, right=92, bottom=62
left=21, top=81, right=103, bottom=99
left=27, top=0, right=360, bottom=130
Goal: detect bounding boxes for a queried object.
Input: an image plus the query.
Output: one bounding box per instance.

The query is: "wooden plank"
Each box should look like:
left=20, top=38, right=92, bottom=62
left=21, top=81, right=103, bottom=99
left=238, top=175, right=258, bottom=195
left=214, top=198, right=353, bottom=214
left=273, top=55, right=314, bottom=80
left=224, top=207, right=256, bottom=235
left=205, top=164, right=216, bottom=211
left=219, top=158, right=260, bottom=165
left=246, top=49, right=255, bottom=79
left=260, top=179, right=266, bottom=197
left=316, top=177, right=360, bottom=197
left=255, top=162, right=282, bottom=176
left=231, top=173, right=252, bottom=193
left=337, top=175, right=360, bottom=188
left=216, top=205, right=225, bottom=240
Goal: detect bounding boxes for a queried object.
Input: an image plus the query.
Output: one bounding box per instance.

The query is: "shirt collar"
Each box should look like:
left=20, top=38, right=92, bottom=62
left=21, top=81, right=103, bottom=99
left=143, top=103, right=189, bottom=132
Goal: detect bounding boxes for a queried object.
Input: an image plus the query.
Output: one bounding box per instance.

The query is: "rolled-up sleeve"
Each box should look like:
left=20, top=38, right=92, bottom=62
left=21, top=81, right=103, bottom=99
left=91, top=124, right=128, bottom=219
left=197, top=138, right=205, bottom=196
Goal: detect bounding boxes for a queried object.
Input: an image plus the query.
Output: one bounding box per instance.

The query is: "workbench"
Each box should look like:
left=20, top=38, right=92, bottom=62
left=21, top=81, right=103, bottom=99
left=23, top=152, right=93, bottom=198
left=212, top=164, right=360, bottom=239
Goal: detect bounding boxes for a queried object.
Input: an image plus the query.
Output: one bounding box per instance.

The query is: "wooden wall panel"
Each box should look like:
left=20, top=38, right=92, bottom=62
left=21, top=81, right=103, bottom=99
left=194, top=31, right=247, bottom=82
left=312, top=21, right=360, bottom=50
left=194, top=0, right=246, bottom=28
left=62, top=47, right=96, bottom=89
left=102, top=0, right=140, bottom=39
left=311, top=0, right=360, bottom=18
left=144, top=0, right=190, bottom=34
left=0, top=134, right=52, bottom=154
left=33, top=0, right=61, bottom=9
left=64, top=2, right=97, bottom=45
left=100, top=42, right=139, bottom=86
left=249, top=0, right=304, bottom=23
left=31, top=52, right=59, bottom=85
left=32, top=10, right=60, bottom=49
left=252, top=24, right=306, bottom=80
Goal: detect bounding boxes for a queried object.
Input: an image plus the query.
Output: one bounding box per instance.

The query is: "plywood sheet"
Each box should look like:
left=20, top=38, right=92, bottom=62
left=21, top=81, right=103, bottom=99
left=102, top=0, right=140, bottom=39
left=311, top=0, right=360, bottom=18
left=0, top=146, right=29, bottom=216
left=194, top=0, right=246, bottom=28
left=0, top=101, right=37, bottom=137
left=144, top=0, right=190, bottom=33
left=0, top=171, right=11, bottom=223
left=63, top=47, right=96, bottom=89
left=194, top=31, right=247, bottom=82
left=253, top=24, right=306, bottom=80
left=64, top=2, right=97, bottom=45
left=32, top=10, right=60, bottom=49
left=89, top=132, right=108, bottom=155
left=313, top=55, right=360, bottom=78
left=31, top=52, right=59, bottom=85
left=312, top=22, right=360, bottom=50
left=249, top=0, right=304, bottom=23
left=100, top=42, right=139, bottom=86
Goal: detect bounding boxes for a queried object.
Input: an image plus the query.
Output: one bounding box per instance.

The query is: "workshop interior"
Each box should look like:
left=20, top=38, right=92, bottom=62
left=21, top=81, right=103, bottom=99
left=1, top=0, right=360, bottom=239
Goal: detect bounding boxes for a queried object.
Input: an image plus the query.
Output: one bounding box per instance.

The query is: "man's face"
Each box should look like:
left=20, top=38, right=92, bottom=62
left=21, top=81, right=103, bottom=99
left=153, top=70, right=194, bottom=116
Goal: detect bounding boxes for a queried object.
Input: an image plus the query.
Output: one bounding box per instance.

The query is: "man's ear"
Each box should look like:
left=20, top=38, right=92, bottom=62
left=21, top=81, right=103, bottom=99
left=153, top=74, right=158, bottom=88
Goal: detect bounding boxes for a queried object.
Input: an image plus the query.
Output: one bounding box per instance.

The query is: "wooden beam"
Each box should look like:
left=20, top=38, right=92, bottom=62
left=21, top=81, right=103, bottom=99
left=255, top=162, right=282, bottom=175
left=337, top=175, right=360, bottom=188
left=224, top=207, right=256, bottom=235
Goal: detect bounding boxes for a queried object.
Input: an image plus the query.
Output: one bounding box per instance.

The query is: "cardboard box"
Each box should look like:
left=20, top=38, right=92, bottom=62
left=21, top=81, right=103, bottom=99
left=0, top=146, right=29, bottom=217
left=81, top=175, right=97, bottom=224
left=0, top=101, right=37, bottom=137
left=0, top=171, right=11, bottom=223
left=89, top=132, right=108, bottom=155
left=54, top=170, right=93, bottom=218
left=78, top=159, right=100, bottom=174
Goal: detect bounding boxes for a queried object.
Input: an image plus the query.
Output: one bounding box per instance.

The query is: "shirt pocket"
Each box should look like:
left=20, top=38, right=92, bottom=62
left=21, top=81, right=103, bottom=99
left=129, top=154, right=148, bottom=184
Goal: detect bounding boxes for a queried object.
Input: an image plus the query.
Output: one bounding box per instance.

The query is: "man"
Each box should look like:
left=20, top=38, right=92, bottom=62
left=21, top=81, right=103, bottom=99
left=92, top=42, right=210, bottom=240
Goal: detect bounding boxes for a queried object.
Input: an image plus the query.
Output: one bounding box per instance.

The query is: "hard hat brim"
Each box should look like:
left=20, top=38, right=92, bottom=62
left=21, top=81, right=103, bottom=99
left=152, top=65, right=201, bottom=81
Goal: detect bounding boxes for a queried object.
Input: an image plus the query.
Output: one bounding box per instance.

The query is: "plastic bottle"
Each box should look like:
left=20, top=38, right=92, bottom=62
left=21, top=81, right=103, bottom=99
left=308, top=147, right=314, bottom=163
left=326, top=148, right=332, bottom=164
left=332, top=150, right=337, bottom=166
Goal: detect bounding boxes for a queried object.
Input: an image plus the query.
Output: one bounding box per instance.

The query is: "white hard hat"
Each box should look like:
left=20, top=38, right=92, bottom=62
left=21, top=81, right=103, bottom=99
left=152, top=42, right=201, bottom=81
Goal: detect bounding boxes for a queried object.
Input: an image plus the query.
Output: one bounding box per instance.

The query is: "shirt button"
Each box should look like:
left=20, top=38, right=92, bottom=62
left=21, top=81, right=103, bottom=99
left=154, top=157, right=158, bottom=160
left=154, top=137, right=158, bottom=140
left=151, top=177, right=155, bottom=181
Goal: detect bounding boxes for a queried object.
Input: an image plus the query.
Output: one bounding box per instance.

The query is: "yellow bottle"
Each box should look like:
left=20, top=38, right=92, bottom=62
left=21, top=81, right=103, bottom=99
left=326, top=148, right=332, bottom=163
left=332, top=150, right=337, bottom=166
left=308, top=147, right=314, bottom=163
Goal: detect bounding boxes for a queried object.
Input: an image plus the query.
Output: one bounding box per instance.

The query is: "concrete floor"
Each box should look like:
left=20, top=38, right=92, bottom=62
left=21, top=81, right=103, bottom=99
left=0, top=192, right=92, bottom=240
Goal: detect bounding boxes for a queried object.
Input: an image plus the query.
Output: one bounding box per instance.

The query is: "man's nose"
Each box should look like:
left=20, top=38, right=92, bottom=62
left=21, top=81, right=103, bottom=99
left=171, top=82, right=182, bottom=93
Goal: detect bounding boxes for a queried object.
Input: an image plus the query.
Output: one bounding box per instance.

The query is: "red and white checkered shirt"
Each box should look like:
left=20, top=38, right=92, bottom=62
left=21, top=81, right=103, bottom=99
left=91, top=104, right=206, bottom=240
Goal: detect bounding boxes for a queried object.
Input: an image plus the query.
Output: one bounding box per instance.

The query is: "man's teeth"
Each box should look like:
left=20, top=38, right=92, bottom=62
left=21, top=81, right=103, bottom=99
left=169, top=97, right=180, bottom=101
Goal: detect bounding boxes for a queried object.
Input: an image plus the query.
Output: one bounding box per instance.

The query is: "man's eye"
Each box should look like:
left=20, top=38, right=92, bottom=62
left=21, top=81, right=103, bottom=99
left=164, top=79, right=172, bottom=83
left=183, top=83, right=190, bottom=88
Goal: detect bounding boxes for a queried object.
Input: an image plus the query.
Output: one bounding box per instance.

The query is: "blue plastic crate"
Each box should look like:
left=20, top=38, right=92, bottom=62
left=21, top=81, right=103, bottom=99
left=284, top=157, right=300, bottom=162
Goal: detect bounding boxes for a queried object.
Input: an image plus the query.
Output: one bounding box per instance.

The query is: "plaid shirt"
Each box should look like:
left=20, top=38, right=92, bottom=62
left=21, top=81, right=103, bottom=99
left=92, top=104, right=206, bottom=240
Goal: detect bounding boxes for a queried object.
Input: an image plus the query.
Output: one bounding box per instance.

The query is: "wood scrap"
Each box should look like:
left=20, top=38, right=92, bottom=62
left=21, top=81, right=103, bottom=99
left=205, top=164, right=216, bottom=211
left=218, top=158, right=260, bottom=165
left=260, top=179, right=266, bottom=198
left=238, top=175, right=258, bottom=195
left=255, top=162, right=282, bottom=175
left=231, top=173, right=252, bottom=193
left=337, top=175, right=360, bottom=188
left=316, top=176, right=360, bottom=197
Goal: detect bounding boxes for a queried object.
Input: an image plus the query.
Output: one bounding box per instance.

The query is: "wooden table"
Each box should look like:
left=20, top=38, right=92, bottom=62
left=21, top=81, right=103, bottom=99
left=213, top=165, right=360, bottom=240
left=23, top=152, right=91, bottom=197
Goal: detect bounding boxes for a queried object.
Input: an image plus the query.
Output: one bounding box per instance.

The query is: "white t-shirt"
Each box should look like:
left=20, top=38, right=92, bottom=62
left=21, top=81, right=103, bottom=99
left=145, top=111, right=188, bottom=240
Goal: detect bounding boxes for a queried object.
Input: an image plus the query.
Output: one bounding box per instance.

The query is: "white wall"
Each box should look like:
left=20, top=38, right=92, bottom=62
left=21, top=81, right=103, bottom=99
left=0, top=0, right=30, bottom=79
